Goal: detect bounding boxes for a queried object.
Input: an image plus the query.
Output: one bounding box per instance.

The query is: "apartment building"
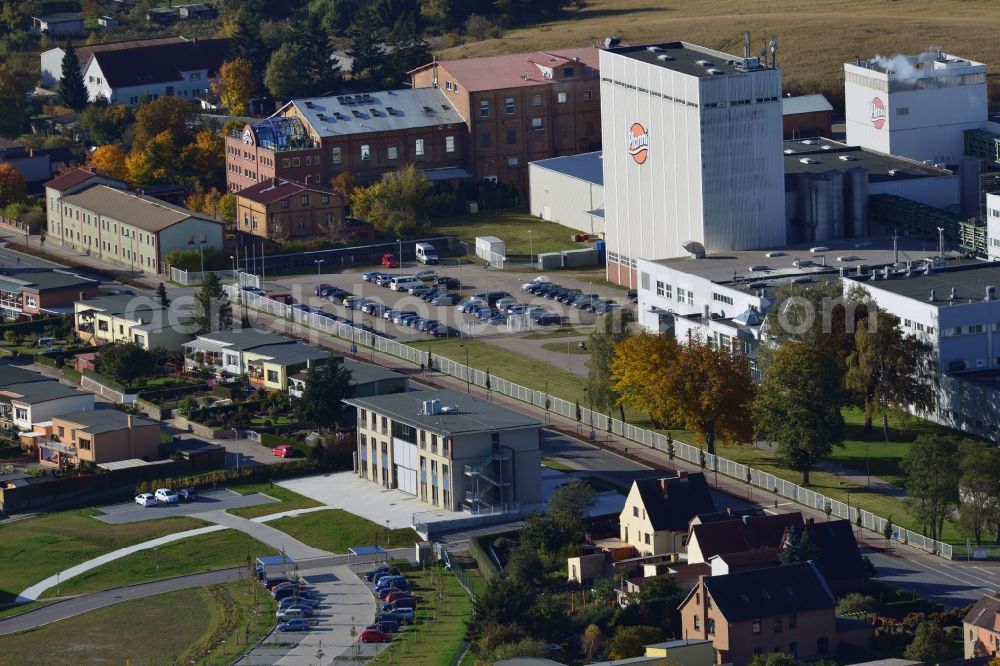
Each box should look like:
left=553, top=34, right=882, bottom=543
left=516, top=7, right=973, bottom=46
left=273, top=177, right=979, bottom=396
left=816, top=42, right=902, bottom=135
left=225, top=89, right=468, bottom=192
left=964, top=593, right=1000, bottom=658
left=410, top=47, right=603, bottom=193
left=74, top=294, right=195, bottom=350
left=236, top=179, right=347, bottom=242
left=35, top=410, right=161, bottom=467
left=0, top=269, right=98, bottom=320
left=347, top=389, right=543, bottom=512
left=46, top=183, right=224, bottom=275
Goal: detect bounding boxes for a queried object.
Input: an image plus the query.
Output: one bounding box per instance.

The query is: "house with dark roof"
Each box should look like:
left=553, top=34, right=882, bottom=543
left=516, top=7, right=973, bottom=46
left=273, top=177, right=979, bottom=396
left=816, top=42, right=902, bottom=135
left=289, top=358, right=408, bottom=399
left=964, top=593, right=1000, bottom=658
left=679, top=562, right=862, bottom=665
left=0, top=380, right=93, bottom=431
left=619, top=472, right=716, bottom=556
left=235, top=179, right=347, bottom=243
left=31, top=13, right=84, bottom=37
left=686, top=512, right=804, bottom=564
left=40, top=37, right=188, bottom=88
left=0, top=269, right=99, bottom=319
left=784, top=518, right=868, bottom=597
left=34, top=410, right=161, bottom=467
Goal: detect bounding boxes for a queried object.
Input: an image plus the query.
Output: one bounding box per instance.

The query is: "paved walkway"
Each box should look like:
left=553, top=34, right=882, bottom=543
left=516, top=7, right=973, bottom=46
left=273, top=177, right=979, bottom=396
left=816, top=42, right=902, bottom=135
left=198, top=510, right=331, bottom=561
left=814, top=458, right=906, bottom=497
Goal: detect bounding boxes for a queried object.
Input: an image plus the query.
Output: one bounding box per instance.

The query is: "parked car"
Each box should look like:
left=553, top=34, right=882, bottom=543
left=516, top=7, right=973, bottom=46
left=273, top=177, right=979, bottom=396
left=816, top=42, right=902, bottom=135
left=278, top=596, right=320, bottom=609
left=381, top=253, right=399, bottom=268
left=277, top=619, right=311, bottom=632
left=362, top=271, right=383, bottom=282
left=384, top=309, right=401, bottom=321
left=178, top=487, right=198, bottom=501
left=324, top=287, right=349, bottom=300
left=430, top=324, right=458, bottom=338
left=364, top=566, right=399, bottom=582
left=154, top=488, right=179, bottom=504
left=434, top=276, right=461, bottom=289
left=263, top=578, right=290, bottom=590
left=314, top=283, right=333, bottom=296
left=409, top=285, right=434, bottom=298
left=395, top=312, right=419, bottom=326
left=360, top=628, right=391, bottom=643
left=385, top=590, right=413, bottom=603
left=241, top=285, right=266, bottom=295
left=273, top=587, right=317, bottom=601
left=272, top=444, right=297, bottom=458
left=384, top=598, right=417, bottom=611
left=557, top=289, right=582, bottom=304
left=135, top=492, right=157, bottom=507
left=375, top=274, right=395, bottom=287
left=371, top=619, right=400, bottom=634
left=276, top=605, right=313, bottom=618
left=472, top=290, right=510, bottom=306
left=376, top=610, right=413, bottom=625
left=521, top=276, right=551, bottom=290
left=430, top=293, right=458, bottom=306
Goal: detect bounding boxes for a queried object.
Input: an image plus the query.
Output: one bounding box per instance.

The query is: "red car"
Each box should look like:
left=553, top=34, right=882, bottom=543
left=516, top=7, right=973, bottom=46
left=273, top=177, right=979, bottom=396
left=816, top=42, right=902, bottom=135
left=272, top=444, right=297, bottom=458
left=381, top=253, right=399, bottom=268
left=385, top=590, right=413, bottom=603
left=360, top=628, right=391, bottom=643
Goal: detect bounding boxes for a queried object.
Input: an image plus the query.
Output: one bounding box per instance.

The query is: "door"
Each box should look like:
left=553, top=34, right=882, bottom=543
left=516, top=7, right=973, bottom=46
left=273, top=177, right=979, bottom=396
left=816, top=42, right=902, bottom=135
left=542, top=205, right=551, bottom=221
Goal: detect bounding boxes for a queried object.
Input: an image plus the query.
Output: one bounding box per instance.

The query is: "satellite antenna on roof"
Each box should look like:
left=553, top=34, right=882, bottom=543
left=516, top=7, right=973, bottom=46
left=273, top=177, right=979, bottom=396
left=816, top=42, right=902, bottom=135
left=744, top=31, right=751, bottom=61
left=770, top=34, right=778, bottom=68
left=682, top=240, right=706, bottom=259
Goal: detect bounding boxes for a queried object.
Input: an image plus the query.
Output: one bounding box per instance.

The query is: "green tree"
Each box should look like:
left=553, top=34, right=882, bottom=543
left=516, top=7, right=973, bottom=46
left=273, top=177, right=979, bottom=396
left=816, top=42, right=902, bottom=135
left=0, top=60, right=33, bottom=138
left=156, top=282, right=168, bottom=307
left=902, top=434, right=961, bottom=543
left=779, top=527, right=817, bottom=564
left=607, top=625, right=663, bottom=660
left=193, top=272, right=232, bottom=334
left=468, top=579, right=534, bottom=648
left=0, top=163, right=27, bottom=207
left=957, top=443, right=1000, bottom=545
left=346, top=5, right=387, bottom=82
left=753, top=341, right=844, bottom=485
left=579, top=624, right=604, bottom=662
left=350, top=165, right=430, bottom=237
left=295, top=13, right=342, bottom=94
left=294, top=356, right=354, bottom=428
left=845, top=306, right=935, bottom=439
left=586, top=310, right=632, bottom=419
left=546, top=478, right=595, bottom=542
left=836, top=592, right=876, bottom=617
left=504, top=541, right=543, bottom=586
left=100, top=342, right=155, bottom=387
left=58, top=42, right=88, bottom=111
left=381, top=13, right=431, bottom=84
left=132, top=96, right=197, bottom=151
left=213, top=58, right=258, bottom=116
left=903, top=619, right=950, bottom=663
left=750, top=655, right=802, bottom=666
left=264, top=43, right=311, bottom=99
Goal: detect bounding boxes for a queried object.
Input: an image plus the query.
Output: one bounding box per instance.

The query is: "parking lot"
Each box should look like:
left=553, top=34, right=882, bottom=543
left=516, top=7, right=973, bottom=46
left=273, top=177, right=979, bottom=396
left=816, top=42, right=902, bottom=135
left=94, top=489, right=276, bottom=525
left=259, top=258, right=632, bottom=346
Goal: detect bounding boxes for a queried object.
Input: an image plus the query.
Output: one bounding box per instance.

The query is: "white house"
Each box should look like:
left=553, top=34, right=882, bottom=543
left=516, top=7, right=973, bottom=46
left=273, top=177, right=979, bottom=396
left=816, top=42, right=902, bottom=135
left=0, top=381, right=94, bottom=431
left=31, top=13, right=84, bottom=36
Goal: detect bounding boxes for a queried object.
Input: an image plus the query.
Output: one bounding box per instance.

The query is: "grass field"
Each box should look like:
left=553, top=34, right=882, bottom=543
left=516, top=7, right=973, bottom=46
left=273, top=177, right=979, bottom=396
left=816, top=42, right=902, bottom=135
left=0, top=582, right=275, bottom=666
left=438, top=0, right=1000, bottom=103
left=0, top=510, right=207, bottom=604
left=433, top=210, right=586, bottom=255
left=226, top=482, right=322, bottom=519
left=42, top=530, right=269, bottom=598
left=266, top=509, right=418, bottom=553
left=369, top=562, right=473, bottom=666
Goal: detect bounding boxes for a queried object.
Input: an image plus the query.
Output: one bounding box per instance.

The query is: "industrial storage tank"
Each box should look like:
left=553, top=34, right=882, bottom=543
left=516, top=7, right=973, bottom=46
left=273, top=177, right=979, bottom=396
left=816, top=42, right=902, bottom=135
left=846, top=167, right=869, bottom=238
left=811, top=174, right=835, bottom=242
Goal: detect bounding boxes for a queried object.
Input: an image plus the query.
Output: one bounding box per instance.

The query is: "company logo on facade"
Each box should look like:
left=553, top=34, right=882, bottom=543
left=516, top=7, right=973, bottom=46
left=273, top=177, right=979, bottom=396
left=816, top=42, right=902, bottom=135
left=243, top=127, right=255, bottom=145
left=870, top=97, right=887, bottom=130
left=628, top=123, right=649, bottom=164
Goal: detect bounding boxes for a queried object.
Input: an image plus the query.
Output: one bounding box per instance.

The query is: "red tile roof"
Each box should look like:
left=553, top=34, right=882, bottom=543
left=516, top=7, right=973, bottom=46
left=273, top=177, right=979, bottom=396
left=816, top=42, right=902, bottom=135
left=413, top=47, right=601, bottom=92
left=237, top=179, right=336, bottom=206
left=43, top=168, right=100, bottom=193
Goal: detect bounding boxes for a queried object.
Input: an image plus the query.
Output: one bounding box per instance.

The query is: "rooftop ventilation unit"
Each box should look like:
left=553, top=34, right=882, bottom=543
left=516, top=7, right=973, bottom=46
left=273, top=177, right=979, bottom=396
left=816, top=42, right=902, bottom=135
left=784, top=149, right=796, bottom=154
left=369, top=108, right=379, bottom=116
left=810, top=246, right=830, bottom=253
left=837, top=255, right=860, bottom=262
left=439, top=405, right=458, bottom=414
left=335, top=112, right=350, bottom=120
left=423, top=106, right=434, bottom=113
left=707, top=68, right=725, bottom=75
left=820, top=145, right=832, bottom=150
left=385, top=106, right=397, bottom=115
left=351, top=110, right=363, bottom=118
left=646, top=46, right=663, bottom=53
left=354, top=94, right=366, bottom=104
left=304, top=101, right=314, bottom=108
left=801, top=139, right=815, bottom=145
left=748, top=265, right=769, bottom=272
left=656, top=54, right=674, bottom=62
left=838, top=155, right=857, bottom=161
left=765, top=251, right=786, bottom=258
left=316, top=113, right=326, bottom=121
left=363, top=93, right=374, bottom=102
left=682, top=240, right=707, bottom=259
left=696, top=59, right=713, bottom=67
left=799, top=157, right=818, bottom=164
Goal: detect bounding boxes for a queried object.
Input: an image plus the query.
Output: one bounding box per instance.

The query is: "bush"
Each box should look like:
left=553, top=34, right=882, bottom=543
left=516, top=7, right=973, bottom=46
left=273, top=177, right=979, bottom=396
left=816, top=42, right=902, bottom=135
left=134, top=458, right=333, bottom=494
left=211, top=384, right=235, bottom=400
left=468, top=535, right=501, bottom=581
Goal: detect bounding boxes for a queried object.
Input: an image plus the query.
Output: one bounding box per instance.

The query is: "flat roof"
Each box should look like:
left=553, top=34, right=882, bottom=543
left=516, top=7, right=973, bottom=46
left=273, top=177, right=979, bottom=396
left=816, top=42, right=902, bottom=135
left=284, top=88, right=465, bottom=139
left=645, top=235, right=939, bottom=292
left=295, top=358, right=405, bottom=385
left=782, top=93, right=833, bottom=116
left=530, top=151, right=602, bottom=186
left=846, top=261, right=1000, bottom=306
left=191, top=329, right=295, bottom=351
left=77, top=294, right=168, bottom=320
left=783, top=138, right=952, bottom=182
left=0, top=364, right=52, bottom=387
left=1, top=381, right=86, bottom=404
left=345, top=389, right=543, bottom=437
left=0, top=269, right=96, bottom=294
left=414, top=47, right=600, bottom=92
left=247, top=343, right=330, bottom=366
left=605, top=41, right=776, bottom=78
left=54, top=408, right=156, bottom=433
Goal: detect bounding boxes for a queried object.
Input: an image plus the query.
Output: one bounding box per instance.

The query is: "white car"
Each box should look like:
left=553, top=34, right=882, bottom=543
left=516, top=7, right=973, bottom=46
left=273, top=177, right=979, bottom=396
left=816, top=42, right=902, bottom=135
left=521, top=276, right=551, bottom=290
left=154, top=488, right=179, bottom=504
left=135, top=493, right=157, bottom=507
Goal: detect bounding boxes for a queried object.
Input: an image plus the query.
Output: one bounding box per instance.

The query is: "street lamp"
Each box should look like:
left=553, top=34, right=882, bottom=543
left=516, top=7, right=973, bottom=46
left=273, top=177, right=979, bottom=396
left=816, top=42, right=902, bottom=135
left=315, top=259, right=324, bottom=277
left=231, top=427, right=240, bottom=470
left=459, top=342, right=471, bottom=393
left=229, top=255, right=236, bottom=286
left=528, top=230, right=533, bottom=269
left=396, top=238, right=403, bottom=276
left=198, top=237, right=206, bottom=276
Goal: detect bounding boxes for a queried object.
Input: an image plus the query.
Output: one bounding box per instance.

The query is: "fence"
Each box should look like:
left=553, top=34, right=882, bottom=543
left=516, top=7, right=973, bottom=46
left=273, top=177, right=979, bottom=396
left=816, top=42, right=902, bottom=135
left=169, top=267, right=261, bottom=288
left=227, top=286, right=957, bottom=560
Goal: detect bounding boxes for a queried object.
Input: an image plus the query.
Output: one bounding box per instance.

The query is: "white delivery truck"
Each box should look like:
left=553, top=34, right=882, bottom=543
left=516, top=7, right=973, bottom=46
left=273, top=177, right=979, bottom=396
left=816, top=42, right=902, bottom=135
left=415, top=242, right=438, bottom=265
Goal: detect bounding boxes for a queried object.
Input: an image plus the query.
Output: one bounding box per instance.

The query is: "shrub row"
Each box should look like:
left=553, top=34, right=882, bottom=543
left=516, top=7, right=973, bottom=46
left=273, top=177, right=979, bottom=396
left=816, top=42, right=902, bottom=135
left=134, top=458, right=334, bottom=494
left=468, top=535, right=501, bottom=582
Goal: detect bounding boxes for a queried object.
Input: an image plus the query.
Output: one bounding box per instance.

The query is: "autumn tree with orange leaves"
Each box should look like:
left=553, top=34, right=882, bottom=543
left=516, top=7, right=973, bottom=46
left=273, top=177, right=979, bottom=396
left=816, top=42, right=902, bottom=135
left=0, top=163, right=27, bottom=207
left=89, top=145, right=127, bottom=180
left=213, top=58, right=258, bottom=116
left=611, top=332, right=755, bottom=455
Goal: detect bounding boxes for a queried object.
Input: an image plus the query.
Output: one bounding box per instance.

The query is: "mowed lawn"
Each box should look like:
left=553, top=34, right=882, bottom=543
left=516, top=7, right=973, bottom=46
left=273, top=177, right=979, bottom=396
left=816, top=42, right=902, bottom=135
left=226, top=482, right=322, bottom=519
left=43, top=529, right=270, bottom=597
left=370, top=562, right=473, bottom=666
left=433, top=210, right=586, bottom=255
left=438, top=0, right=1000, bottom=99
left=0, top=509, right=207, bottom=604
left=267, top=509, right=419, bottom=553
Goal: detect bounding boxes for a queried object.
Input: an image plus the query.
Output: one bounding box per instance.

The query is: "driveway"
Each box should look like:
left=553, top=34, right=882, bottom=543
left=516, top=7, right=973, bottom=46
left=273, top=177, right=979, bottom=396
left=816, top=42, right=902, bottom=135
left=94, top=489, right=277, bottom=525
left=277, top=473, right=424, bottom=531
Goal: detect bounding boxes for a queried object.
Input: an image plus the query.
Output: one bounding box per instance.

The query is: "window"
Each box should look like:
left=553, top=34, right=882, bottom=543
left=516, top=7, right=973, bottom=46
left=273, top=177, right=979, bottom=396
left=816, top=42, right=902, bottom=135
left=361, top=144, right=370, bottom=161
left=633, top=506, right=639, bottom=517
left=292, top=157, right=300, bottom=166
left=57, top=426, right=65, bottom=437
left=445, top=81, right=452, bottom=91
left=693, top=616, right=700, bottom=630
left=656, top=281, right=665, bottom=296
left=584, top=89, right=593, bottom=101
left=300, top=195, right=309, bottom=205
left=644, top=533, right=650, bottom=544
left=78, top=438, right=91, bottom=451
left=415, top=138, right=425, bottom=156
left=563, top=66, right=574, bottom=77
left=505, top=97, right=515, bottom=114
left=752, top=619, right=761, bottom=634
left=507, top=156, right=519, bottom=168
left=14, top=407, right=27, bottom=421
left=713, top=292, right=734, bottom=306
left=331, top=147, right=342, bottom=164
left=531, top=117, right=543, bottom=130
left=321, top=195, right=329, bottom=204
left=707, top=619, right=715, bottom=635
left=297, top=217, right=305, bottom=231
left=788, top=642, right=797, bottom=658
left=281, top=200, right=289, bottom=209
left=506, top=128, right=516, bottom=144
left=305, top=155, right=312, bottom=165
left=283, top=158, right=290, bottom=167
left=788, top=614, right=796, bottom=629
left=773, top=618, right=782, bottom=633
left=480, top=100, right=490, bottom=117
left=445, top=136, right=455, bottom=153
left=557, top=92, right=568, bottom=104
left=387, top=146, right=398, bottom=160
left=532, top=94, right=542, bottom=107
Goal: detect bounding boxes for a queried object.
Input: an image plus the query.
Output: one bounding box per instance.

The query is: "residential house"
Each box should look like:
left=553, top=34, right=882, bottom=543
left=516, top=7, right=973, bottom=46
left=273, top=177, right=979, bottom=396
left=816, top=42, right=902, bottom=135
left=0, top=381, right=93, bottom=432
left=34, top=410, right=160, bottom=467
left=40, top=36, right=188, bottom=89
left=183, top=329, right=302, bottom=378
left=80, top=37, right=228, bottom=105
left=31, top=13, right=84, bottom=36
left=0, top=269, right=99, bottom=320
left=346, top=389, right=543, bottom=512
left=46, top=184, right=224, bottom=274
left=146, top=7, right=179, bottom=24
left=235, top=179, right=347, bottom=242
left=410, top=47, right=603, bottom=193
left=0, top=365, right=56, bottom=388
left=74, top=294, right=195, bottom=350
left=964, top=593, right=1000, bottom=658
left=177, top=4, right=218, bottom=19
left=679, top=562, right=843, bottom=665
left=580, top=639, right=716, bottom=666
left=686, top=512, right=805, bottom=565
left=288, top=358, right=408, bottom=399
left=43, top=168, right=127, bottom=202
left=784, top=519, right=868, bottom=597
left=619, top=472, right=716, bottom=556
left=243, top=343, right=331, bottom=392
left=0, top=139, right=52, bottom=193
left=225, top=89, right=469, bottom=192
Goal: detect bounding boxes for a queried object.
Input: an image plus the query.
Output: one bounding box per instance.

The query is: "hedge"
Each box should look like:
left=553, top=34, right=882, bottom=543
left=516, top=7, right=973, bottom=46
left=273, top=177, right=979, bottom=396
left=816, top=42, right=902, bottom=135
left=0, top=315, right=69, bottom=337
left=467, top=535, right=501, bottom=582
left=135, top=458, right=342, bottom=495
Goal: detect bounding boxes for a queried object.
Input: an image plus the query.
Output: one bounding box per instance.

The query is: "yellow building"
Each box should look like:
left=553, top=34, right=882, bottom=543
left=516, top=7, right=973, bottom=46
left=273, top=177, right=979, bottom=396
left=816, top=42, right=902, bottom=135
left=620, top=473, right=715, bottom=556
left=74, top=294, right=195, bottom=350
left=35, top=409, right=161, bottom=466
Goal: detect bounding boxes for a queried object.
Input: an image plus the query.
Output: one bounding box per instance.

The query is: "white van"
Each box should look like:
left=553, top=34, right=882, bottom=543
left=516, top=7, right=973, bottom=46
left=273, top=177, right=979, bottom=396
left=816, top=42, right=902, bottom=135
left=415, top=242, right=438, bottom=265
left=390, top=276, right=423, bottom=292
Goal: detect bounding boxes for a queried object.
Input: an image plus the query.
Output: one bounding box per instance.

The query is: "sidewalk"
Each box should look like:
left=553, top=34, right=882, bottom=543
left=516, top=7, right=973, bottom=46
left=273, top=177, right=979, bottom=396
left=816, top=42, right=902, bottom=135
left=198, top=510, right=331, bottom=561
